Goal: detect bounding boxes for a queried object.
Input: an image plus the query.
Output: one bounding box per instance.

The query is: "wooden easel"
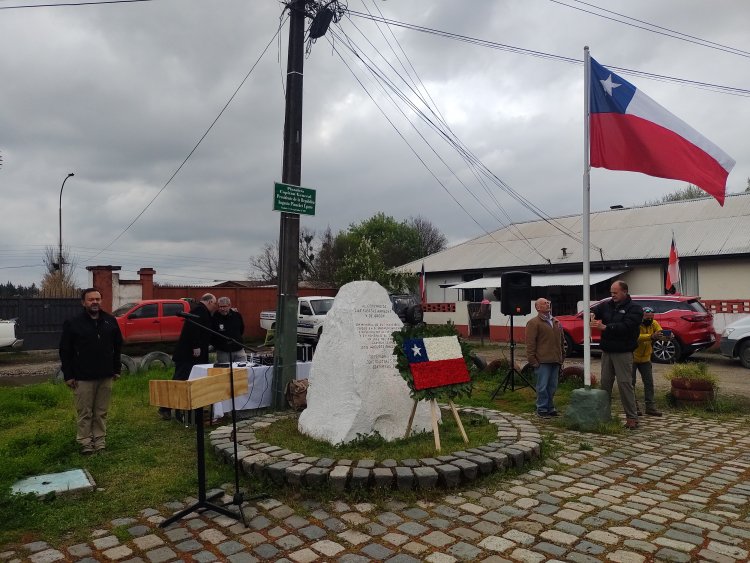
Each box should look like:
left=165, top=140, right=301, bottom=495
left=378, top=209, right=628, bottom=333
left=404, top=398, right=468, bottom=452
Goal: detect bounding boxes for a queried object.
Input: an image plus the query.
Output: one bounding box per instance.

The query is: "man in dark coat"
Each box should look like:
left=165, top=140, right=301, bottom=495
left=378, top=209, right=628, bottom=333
left=212, top=296, right=246, bottom=363
left=159, top=293, right=217, bottom=420
left=591, top=280, right=643, bottom=429
left=60, top=288, right=123, bottom=454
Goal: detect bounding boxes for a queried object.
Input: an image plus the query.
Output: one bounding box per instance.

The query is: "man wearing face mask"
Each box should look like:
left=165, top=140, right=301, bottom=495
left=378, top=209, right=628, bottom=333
left=632, top=307, right=663, bottom=417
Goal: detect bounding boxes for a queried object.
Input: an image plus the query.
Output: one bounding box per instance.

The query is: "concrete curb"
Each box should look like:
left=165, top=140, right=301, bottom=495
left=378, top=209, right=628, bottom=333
left=209, top=406, right=542, bottom=491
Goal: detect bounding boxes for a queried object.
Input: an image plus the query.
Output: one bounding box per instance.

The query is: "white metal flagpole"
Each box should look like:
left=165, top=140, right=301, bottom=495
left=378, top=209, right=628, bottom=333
left=583, top=47, right=592, bottom=388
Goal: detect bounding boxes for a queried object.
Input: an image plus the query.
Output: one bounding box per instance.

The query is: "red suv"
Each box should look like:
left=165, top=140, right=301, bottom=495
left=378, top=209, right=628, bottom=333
left=556, top=295, right=715, bottom=363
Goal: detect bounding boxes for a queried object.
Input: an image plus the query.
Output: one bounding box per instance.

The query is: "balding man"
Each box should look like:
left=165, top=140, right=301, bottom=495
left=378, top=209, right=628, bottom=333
left=159, top=293, right=217, bottom=421
left=212, top=296, right=246, bottom=363
left=591, top=280, right=643, bottom=429
left=526, top=298, right=565, bottom=418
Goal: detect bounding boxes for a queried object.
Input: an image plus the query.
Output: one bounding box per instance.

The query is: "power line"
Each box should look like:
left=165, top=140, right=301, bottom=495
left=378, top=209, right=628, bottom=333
left=547, top=0, right=750, bottom=60
left=85, top=15, right=287, bottom=263
left=0, top=0, right=156, bottom=9
left=347, top=10, right=750, bottom=97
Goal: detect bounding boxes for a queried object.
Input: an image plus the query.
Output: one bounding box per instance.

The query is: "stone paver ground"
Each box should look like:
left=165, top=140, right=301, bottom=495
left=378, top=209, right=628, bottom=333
left=3, top=412, right=749, bottom=562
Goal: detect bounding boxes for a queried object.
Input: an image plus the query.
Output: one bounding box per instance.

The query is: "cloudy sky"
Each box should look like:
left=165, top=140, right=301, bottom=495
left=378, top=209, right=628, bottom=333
left=1, top=0, right=747, bottom=288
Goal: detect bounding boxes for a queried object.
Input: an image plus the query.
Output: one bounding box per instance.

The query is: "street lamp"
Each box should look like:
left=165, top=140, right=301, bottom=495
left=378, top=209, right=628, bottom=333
left=58, top=172, right=75, bottom=271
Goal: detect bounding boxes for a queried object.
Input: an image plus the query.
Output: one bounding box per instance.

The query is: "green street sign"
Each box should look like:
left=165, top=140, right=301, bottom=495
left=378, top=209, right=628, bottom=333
left=273, top=182, right=316, bottom=216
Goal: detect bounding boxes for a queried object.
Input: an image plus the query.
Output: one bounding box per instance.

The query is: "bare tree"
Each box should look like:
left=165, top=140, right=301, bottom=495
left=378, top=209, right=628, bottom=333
left=249, top=227, right=319, bottom=283
left=408, top=215, right=447, bottom=257
left=39, top=246, right=79, bottom=297
left=249, top=241, right=279, bottom=283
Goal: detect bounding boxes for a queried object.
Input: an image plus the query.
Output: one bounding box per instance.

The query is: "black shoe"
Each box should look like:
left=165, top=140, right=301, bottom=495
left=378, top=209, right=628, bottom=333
left=548, top=410, right=560, bottom=417
left=536, top=411, right=552, bottom=419
left=645, top=408, right=663, bottom=417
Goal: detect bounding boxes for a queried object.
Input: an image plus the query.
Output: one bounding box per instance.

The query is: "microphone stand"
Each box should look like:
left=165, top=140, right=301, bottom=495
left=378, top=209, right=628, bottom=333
left=169, top=313, right=267, bottom=527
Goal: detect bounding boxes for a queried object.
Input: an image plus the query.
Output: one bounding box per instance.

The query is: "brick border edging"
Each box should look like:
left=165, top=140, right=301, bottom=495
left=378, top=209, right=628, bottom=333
left=208, top=407, right=541, bottom=491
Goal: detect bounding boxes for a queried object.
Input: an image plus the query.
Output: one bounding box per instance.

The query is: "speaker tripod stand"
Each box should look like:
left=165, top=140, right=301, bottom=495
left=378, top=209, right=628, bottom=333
left=491, top=314, right=536, bottom=398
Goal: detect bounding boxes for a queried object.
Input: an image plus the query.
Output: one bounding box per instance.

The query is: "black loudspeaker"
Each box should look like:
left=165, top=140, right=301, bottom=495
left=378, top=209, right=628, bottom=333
left=500, top=271, right=532, bottom=315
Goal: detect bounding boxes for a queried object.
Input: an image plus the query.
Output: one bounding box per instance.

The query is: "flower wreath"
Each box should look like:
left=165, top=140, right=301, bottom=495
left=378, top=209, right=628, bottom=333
left=392, top=321, right=475, bottom=402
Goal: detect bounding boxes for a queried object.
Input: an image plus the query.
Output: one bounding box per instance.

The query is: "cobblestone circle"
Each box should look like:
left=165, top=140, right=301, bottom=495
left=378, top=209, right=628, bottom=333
left=208, top=407, right=542, bottom=491
left=2, top=411, right=749, bottom=562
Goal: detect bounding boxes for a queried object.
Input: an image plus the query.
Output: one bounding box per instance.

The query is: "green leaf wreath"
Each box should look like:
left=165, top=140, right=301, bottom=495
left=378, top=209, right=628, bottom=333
left=392, top=321, right=475, bottom=401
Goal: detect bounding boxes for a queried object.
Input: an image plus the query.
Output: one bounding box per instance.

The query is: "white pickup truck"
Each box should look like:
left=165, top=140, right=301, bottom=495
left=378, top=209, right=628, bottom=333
left=0, top=318, right=23, bottom=350
left=259, top=296, right=335, bottom=342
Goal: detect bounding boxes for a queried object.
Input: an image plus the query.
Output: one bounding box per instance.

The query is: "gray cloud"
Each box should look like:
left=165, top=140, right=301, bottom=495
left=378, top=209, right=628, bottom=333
left=1, top=0, right=747, bottom=288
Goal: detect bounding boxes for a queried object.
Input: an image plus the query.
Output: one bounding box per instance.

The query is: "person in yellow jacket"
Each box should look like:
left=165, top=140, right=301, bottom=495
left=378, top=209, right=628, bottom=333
left=632, top=307, right=663, bottom=416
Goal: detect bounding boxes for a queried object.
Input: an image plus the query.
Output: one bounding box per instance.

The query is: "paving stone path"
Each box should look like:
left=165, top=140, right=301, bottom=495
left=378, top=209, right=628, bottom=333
left=3, top=412, right=749, bottom=562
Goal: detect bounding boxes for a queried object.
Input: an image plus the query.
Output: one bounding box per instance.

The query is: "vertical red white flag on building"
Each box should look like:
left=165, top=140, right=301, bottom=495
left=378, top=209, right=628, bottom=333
left=419, top=263, right=426, bottom=304
left=666, top=236, right=681, bottom=292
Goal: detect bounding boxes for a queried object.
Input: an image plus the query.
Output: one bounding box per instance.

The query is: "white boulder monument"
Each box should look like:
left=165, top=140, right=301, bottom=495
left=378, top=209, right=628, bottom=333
left=298, top=280, right=435, bottom=444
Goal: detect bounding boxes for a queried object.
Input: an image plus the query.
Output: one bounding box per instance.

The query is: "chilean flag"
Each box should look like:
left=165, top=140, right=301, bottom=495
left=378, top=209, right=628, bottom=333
left=590, top=57, right=735, bottom=206
left=666, top=235, right=681, bottom=292
left=404, top=336, right=470, bottom=390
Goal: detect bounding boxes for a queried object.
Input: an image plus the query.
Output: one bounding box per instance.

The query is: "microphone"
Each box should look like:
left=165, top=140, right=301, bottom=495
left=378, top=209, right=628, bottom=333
left=177, top=311, right=201, bottom=320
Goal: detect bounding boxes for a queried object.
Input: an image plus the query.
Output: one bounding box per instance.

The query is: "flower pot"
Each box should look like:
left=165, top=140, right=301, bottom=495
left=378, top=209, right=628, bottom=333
left=670, top=377, right=715, bottom=406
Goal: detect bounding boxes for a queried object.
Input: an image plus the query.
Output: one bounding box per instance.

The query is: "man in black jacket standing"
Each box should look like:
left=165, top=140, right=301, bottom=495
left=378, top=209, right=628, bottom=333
left=159, top=293, right=217, bottom=420
left=591, top=280, right=643, bottom=429
left=60, top=288, right=123, bottom=454
left=212, top=296, right=246, bottom=363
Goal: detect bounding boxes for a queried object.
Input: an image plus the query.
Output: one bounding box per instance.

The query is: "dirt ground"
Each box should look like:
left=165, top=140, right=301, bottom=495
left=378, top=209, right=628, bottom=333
left=1, top=345, right=748, bottom=398
left=472, top=342, right=750, bottom=398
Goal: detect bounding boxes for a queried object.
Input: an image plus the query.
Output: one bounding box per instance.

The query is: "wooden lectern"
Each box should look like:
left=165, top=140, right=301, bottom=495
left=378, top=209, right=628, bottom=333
left=149, top=368, right=248, bottom=527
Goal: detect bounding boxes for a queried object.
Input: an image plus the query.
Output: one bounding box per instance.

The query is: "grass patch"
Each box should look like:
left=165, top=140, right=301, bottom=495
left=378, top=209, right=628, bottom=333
left=256, top=411, right=497, bottom=460
left=0, top=368, right=235, bottom=545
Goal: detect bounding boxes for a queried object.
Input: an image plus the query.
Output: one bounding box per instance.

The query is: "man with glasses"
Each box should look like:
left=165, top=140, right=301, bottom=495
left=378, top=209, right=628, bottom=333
left=212, top=296, right=246, bottom=363
left=526, top=298, right=565, bottom=418
left=591, top=280, right=643, bottom=429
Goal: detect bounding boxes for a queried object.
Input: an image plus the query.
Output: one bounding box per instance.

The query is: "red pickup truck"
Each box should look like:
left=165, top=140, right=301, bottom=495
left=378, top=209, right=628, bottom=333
left=113, top=299, right=190, bottom=343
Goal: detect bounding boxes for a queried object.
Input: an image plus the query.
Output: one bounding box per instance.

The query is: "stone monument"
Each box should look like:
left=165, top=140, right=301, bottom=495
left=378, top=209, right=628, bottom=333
left=298, top=281, right=435, bottom=444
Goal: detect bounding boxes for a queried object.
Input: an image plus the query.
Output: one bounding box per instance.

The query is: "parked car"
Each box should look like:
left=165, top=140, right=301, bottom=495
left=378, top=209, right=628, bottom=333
left=0, top=318, right=23, bottom=350
left=719, top=316, right=750, bottom=369
left=389, top=294, right=424, bottom=326
left=112, top=299, right=191, bottom=343
left=259, top=296, right=335, bottom=342
left=557, top=295, right=715, bottom=363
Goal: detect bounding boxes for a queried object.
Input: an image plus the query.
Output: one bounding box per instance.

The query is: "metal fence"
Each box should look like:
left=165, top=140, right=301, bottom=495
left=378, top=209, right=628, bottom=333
left=0, top=297, right=80, bottom=350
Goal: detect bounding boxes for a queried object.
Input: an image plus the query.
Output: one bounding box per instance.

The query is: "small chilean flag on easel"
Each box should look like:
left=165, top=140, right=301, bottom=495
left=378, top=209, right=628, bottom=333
left=404, top=336, right=470, bottom=390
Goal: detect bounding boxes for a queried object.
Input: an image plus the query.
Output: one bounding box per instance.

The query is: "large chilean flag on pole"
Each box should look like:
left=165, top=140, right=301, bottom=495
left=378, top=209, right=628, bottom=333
left=589, top=57, right=735, bottom=206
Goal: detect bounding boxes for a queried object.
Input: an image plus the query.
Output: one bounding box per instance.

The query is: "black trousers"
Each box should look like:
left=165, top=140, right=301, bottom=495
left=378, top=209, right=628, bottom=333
left=158, top=360, right=196, bottom=417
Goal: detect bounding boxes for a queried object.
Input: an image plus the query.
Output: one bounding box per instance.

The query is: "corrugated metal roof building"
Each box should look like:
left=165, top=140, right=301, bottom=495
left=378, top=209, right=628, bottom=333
left=396, top=193, right=750, bottom=313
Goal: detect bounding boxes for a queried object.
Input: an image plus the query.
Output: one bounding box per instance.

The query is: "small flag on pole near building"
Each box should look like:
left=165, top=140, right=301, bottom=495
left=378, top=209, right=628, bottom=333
left=666, top=236, right=681, bottom=293
left=404, top=336, right=470, bottom=390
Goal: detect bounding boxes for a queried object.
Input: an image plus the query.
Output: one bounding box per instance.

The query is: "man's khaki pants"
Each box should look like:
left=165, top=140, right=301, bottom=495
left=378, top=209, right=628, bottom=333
left=600, top=351, right=639, bottom=421
left=74, top=377, right=114, bottom=451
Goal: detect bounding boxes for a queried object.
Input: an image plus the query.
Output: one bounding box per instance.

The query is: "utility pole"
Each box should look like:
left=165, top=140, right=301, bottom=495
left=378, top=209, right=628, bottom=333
left=272, top=0, right=307, bottom=409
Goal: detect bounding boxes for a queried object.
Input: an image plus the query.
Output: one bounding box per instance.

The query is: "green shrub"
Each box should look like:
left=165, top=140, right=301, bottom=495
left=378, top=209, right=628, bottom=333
left=664, top=362, right=718, bottom=388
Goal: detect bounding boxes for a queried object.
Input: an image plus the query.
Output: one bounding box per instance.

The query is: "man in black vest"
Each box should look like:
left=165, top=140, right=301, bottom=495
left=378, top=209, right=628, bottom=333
left=60, top=288, right=123, bottom=454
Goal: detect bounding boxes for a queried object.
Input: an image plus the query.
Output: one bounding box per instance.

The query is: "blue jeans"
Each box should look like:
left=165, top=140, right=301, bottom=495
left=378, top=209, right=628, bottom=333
left=535, top=363, right=559, bottom=414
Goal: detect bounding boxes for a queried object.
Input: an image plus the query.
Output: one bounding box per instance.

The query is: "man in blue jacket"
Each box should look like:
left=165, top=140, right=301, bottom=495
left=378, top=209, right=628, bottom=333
left=591, top=280, right=643, bottom=429
left=60, top=288, right=123, bottom=454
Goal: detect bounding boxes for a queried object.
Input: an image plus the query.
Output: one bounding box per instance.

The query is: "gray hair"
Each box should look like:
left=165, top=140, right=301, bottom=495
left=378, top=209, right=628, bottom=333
left=217, top=296, right=231, bottom=306
left=200, top=293, right=216, bottom=304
